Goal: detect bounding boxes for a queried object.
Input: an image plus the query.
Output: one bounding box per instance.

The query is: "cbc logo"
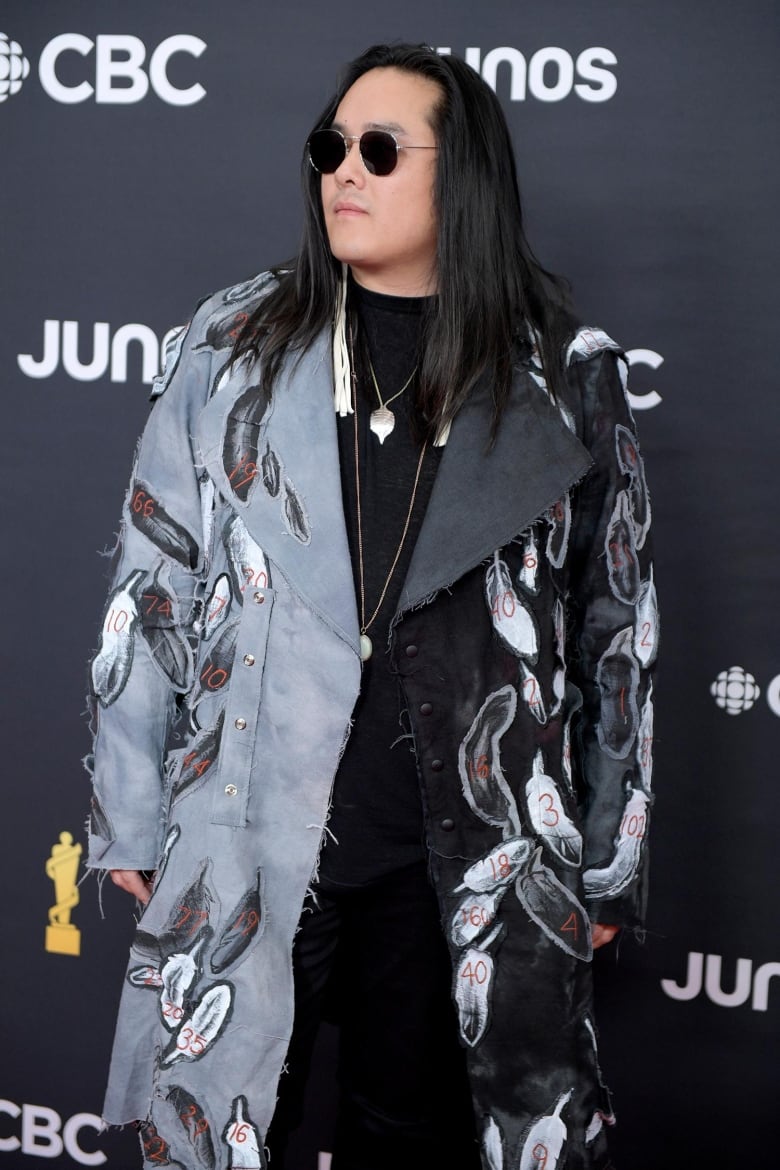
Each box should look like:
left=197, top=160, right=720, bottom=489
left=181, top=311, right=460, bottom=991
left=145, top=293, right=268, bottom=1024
left=0, top=1101, right=105, bottom=1165
left=438, top=45, right=617, bottom=102
left=0, top=33, right=29, bottom=101
left=0, top=32, right=206, bottom=105
left=710, top=665, right=780, bottom=717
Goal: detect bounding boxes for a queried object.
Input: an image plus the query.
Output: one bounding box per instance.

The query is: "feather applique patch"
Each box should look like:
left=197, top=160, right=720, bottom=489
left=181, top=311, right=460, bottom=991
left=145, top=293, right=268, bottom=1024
left=159, top=933, right=210, bottom=1032
left=485, top=552, right=538, bottom=661
left=605, top=490, right=640, bottom=604
left=524, top=750, right=583, bottom=867
left=281, top=476, right=311, bottom=544
left=455, top=837, right=534, bottom=895
left=128, top=482, right=200, bottom=570
left=171, top=714, right=225, bottom=804
left=224, top=515, right=271, bottom=601
left=222, top=1094, right=265, bottom=1169
left=161, top=982, right=234, bottom=1066
left=454, top=946, right=495, bottom=1048
left=516, top=848, right=592, bottom=961
left=546, top=495, right=571, bottom=569
left=201, top=574, right=232, bottom=642
left=634, top=572, right=659, bottom=667
left=596, top=628, right=640, bottom=759
left=518, top=1089, right=573, bottom=1170
left=458, top=685, right=521, bottom=833
left=166, top=1084, right=216, bottom=1170
left=210, top=869, right=265, bottom=974
left=583, top=787, right=649, bottom=899
left=140, top=568, right=192, bottom=691
left=615, top=423, right=651, bottom=549
left=91, top=569, right=144, bottom=706
left=222, top=386, right=272, bottom=503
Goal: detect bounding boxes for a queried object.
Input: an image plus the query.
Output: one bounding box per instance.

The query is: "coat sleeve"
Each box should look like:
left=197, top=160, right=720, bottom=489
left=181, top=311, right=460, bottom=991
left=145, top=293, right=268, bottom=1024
left=85, top=297, right=218, bottom=871
left=563, top=334, right=657, bottom=932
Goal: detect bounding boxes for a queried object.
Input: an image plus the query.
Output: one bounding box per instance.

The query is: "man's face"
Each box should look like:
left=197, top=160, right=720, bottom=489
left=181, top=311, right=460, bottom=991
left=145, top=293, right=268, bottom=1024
left=321, top=67, right=441, bottom=296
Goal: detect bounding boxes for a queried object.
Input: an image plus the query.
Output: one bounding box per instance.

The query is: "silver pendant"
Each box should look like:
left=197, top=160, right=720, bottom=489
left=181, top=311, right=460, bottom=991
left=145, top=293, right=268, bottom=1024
left=369, top=407, right=395, bottom=444
left=359, top=633, right=373, bottom=661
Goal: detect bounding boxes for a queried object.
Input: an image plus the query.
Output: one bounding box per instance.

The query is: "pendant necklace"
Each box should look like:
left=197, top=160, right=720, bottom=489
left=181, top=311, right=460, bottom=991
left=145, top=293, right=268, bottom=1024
left=348, top=321, right=426, bottom=662
left=368, top=359, right=417, bottom=444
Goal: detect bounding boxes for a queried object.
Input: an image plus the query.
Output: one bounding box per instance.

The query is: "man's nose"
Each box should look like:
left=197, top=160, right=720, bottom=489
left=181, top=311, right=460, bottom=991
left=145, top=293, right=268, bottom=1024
left=334, top=137, right=365, bottom=185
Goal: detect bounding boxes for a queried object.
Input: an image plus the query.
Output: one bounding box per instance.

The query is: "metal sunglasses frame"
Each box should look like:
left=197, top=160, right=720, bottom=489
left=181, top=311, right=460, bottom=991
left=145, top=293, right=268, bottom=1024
left=306, top=128, right=438, bottom=176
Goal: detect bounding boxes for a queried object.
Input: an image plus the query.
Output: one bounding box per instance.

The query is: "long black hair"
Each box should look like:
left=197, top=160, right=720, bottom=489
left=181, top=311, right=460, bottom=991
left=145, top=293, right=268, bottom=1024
left=233, top=43, right=576, bottom=440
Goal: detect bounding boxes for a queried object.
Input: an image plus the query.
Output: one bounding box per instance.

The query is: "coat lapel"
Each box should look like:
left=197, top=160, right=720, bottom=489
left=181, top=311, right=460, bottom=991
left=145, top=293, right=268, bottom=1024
left=196, top=334, right=591, bottom=636
left=398, top=369, right=593, bottom=613
left=196, top=334, right=361, bottom=649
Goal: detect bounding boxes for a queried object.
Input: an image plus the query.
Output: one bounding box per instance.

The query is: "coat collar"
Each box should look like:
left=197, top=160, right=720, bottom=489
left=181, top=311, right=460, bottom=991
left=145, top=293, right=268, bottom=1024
left=398, top=369, right=593, bottom=613
left=196, top=333, right=592, bottom=645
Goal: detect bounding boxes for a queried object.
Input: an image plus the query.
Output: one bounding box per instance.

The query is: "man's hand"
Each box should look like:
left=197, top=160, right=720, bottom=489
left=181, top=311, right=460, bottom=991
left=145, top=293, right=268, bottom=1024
left=591, top=923, right=620, bottom=949
left=110, top=869, right=155, bottom=905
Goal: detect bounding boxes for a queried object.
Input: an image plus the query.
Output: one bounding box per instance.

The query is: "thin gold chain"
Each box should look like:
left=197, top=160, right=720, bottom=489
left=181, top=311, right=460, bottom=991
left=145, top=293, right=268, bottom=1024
left=348, top=319, right=427, bottom=635
left=368, top=358, right=417, bottom=410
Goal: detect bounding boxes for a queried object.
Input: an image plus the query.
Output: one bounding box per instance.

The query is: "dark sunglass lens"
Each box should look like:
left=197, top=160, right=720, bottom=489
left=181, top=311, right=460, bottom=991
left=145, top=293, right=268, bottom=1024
left=308, top=130, right=345, bottom=173
left=360, top=131, right=398, bottom=176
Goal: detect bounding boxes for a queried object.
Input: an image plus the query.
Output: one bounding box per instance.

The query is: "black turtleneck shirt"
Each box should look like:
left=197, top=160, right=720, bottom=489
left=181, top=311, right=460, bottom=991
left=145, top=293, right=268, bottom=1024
left=317, top=282, right=442, bottom=888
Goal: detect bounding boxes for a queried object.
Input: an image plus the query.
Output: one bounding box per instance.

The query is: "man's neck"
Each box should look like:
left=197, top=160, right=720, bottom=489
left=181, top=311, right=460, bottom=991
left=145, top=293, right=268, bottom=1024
left=349, top=265, right=437, bottom=298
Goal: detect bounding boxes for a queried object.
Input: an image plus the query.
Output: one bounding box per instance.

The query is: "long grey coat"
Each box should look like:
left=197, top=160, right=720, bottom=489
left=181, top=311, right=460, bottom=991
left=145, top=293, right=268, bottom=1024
left=86, top=272, right=656, bottom=1170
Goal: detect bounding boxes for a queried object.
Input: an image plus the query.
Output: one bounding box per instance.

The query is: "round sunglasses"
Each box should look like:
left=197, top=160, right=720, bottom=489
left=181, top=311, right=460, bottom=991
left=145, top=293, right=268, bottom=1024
left=307, top=128, right=437, bottom=177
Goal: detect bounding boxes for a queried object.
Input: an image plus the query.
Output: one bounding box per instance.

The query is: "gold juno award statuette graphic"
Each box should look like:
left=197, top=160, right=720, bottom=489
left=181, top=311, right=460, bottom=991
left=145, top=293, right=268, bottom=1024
left=45, top=831, right=82, bottom=956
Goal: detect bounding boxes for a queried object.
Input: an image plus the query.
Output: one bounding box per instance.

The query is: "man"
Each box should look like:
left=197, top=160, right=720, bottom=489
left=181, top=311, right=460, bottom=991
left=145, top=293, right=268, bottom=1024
left=88, top=43, right=655, bottom=1170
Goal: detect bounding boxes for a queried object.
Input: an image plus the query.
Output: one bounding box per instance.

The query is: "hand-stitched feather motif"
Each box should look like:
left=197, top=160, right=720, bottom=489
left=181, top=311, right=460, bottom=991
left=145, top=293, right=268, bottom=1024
left=224, top=516, right=271, bottom=601
left=128, top=481, right=200, bottom=570
left=595, top=628, right=640, bottom=759
left=583, top=787, right=649, bottom=899
left=605, top=490, right=640, bottom=604
left=455, top=836, right=533, bottom=894
left=518, top=1089, right=573, bottom=1170
left=201, top=574, right=232, bottom=642
left=450, top=888, right=506, bottom=948
left=91, top=569, right=144, bottom=706
left=222, top=386, right=273, bottom=503
left=482, top=1116, right=504, bottom=1170
left=485, top=552, right=538, bottom=661
left=222, top=1095, right=265, bottom=1169
left=161, top=982, right=233, bottom=1066
left=516, top=848, right=592, bottom=961
left=454, top=946, right=495, bottom=1048
left=159, top=933, right=208, bottom=1032
left=524, top=749, right=583, bottom=867
left=210, top=869, right=265, bottom=974
left=166, top=1084, right=216, bottom=1170
left=615, top=423, right=651, bottom=549
left=633, top=571, right=659, bottom=667
left=458, top=685, right=521, bottom=832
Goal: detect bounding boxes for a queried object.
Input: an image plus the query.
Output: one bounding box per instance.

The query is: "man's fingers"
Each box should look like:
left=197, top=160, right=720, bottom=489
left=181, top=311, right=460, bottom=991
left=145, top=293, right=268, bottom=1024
left=110, top=869, right=154, bottom=905
left=591, top=923, right=620, bottom=949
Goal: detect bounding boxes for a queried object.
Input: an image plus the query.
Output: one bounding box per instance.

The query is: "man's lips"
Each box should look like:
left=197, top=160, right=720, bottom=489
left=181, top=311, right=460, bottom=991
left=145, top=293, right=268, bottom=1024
left=332, top=201, right=367, bottom=215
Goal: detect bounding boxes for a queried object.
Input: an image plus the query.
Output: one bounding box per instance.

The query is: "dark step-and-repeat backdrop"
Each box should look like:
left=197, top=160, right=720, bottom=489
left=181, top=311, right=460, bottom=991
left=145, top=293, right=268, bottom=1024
left=1, top=2, right=777, bottom=1167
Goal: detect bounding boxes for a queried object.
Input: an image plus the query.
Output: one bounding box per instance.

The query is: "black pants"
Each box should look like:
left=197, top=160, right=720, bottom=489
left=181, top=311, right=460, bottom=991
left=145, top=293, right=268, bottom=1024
left=266, top=861, right=482, bottom=1170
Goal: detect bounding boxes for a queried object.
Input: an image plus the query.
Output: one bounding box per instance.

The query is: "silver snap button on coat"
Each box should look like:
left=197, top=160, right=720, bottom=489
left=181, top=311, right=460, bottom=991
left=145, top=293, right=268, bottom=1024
left=234, top=717, right=247, bottom=730
left=224, top=784, right=238, bottom=797
left=243, top=653, right=255, bottom=667
left=253, top=592, right=265, bottom=604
